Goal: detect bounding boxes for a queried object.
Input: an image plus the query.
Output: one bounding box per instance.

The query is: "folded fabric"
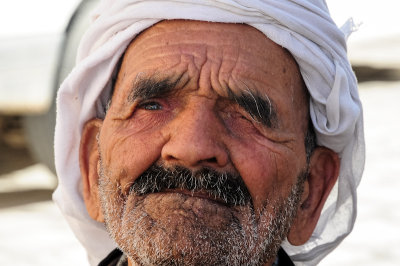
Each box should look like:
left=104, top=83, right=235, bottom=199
left=54, top=1, right=365, bottom=265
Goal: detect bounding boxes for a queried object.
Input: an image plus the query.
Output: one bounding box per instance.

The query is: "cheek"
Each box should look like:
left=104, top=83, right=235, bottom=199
left=99, top=119, right=166, bottom=193
left=230, top=138, right=302, bottom=211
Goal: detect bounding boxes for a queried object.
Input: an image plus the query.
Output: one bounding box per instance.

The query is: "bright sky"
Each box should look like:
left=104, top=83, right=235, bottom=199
left=0, top=0, right=81, bottom=37
left=326, top=0, right=400, bottom=41
left=1, top=0, right=399, bottom=41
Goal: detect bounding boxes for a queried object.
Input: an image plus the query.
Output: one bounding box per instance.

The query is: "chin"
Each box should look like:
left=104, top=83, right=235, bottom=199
left=97, top=164, right=305, bottom=265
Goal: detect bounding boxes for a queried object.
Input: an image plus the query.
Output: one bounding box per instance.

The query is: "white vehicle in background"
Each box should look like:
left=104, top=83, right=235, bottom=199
left=0, top=0, right=399, bottom=173
left=0, top=0, right=98, bottom=172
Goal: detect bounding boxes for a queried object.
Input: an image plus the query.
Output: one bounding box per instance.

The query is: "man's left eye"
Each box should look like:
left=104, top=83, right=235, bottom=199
left=140, top=101, right=162, bottom=111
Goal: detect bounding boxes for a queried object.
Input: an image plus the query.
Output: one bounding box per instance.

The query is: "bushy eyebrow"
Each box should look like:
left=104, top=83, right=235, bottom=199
left=128, top=76, right=180, bottom=102
left=127, top=75, right=278, bottom=128
left=226, top=85, right=278, bottom=129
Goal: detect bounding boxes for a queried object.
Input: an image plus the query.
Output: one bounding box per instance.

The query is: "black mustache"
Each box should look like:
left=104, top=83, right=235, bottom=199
left=129, top=165, right=251, bottom=206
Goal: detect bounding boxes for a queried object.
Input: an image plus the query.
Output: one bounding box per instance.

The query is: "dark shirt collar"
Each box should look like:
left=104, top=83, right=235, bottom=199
left=99, top=247, right=294, bottom=266
left=273, top=248, right=295, bottom=266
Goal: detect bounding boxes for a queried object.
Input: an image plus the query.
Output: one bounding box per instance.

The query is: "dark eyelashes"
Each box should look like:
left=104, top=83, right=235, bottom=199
left=138, top=100, right=163, bottom=111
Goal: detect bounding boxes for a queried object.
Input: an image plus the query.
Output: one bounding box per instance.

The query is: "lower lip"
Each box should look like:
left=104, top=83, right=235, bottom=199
left=160, top=189, right=228, bottom=206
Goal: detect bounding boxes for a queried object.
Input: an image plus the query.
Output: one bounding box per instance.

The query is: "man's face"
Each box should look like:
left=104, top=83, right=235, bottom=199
left=93, top=20, right=311, bottom=265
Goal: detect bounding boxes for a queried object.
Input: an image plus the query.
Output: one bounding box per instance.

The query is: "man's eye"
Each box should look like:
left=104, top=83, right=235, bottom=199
left=239, top=112, right=259, bottom=124
left=139, top=101, right=162, bottom=111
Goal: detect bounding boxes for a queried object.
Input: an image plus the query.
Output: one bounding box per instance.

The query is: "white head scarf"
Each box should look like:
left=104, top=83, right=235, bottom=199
left=54, top=0, right=365, bottom=265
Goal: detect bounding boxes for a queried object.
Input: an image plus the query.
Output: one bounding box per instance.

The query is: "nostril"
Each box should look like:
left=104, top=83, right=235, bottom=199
left=204, top=157, right=218, bottom=164
left=164, top=154, right=177, bottom=161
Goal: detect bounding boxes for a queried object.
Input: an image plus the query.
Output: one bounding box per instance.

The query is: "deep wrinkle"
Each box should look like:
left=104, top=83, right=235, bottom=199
left=125, top=73, right=279, bottom=130
left=88, top=20, right=316, bottom=266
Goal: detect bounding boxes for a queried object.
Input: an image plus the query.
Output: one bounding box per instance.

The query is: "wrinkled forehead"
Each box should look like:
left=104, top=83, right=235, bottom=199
left=111, top=20, right=308, bottom=124
left=121, top=20, right=300, bottom=81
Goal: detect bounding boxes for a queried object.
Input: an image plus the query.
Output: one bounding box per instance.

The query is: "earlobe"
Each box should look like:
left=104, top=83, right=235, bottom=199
left=79, top=118, right=105, bottom=222
left=287, top=147, right=340, bottom=245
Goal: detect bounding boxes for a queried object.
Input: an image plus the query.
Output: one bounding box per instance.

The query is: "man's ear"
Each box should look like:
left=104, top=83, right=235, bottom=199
left=287, top=147, right=340, bottom=245
left=79, top=118, right=104, bottom=223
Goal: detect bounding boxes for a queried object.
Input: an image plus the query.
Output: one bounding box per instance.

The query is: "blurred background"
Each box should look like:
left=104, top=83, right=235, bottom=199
left=0, top=0, right=399, bottom=265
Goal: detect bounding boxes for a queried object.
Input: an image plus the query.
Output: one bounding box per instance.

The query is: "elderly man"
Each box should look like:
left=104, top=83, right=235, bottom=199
left=54, top=1, right=364, bottom=265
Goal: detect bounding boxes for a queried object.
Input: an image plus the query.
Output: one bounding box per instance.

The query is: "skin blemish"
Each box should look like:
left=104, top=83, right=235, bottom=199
left=94, top=20, right=310, bottom=266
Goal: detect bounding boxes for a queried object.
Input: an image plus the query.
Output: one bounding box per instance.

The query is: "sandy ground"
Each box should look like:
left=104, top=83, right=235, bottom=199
left=0, top=81, right=399, bottom=265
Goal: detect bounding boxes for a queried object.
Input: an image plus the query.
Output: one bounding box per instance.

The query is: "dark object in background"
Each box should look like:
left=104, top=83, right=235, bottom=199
left=22, top=0, right=99, bottom=174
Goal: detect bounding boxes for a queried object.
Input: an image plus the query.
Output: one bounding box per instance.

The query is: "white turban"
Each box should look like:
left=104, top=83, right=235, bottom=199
left=54, top=0, right=365, bottom=265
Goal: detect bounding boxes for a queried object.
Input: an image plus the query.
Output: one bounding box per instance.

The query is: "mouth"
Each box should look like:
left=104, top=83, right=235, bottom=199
left=128, top=164, right=251, bottom=206
left=160, top=188, right=230, bottom=206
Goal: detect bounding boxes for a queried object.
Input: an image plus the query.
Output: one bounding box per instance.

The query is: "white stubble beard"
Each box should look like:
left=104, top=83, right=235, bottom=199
left=98, top=162, right=305, bottom=265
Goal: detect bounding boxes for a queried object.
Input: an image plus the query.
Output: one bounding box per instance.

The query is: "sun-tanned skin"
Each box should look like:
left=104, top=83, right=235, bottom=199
left=79, top=20, right=340, bottom=265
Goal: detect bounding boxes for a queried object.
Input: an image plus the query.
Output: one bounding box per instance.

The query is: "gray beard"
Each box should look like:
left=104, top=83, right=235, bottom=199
left=98, top=162, right=306, bottom=266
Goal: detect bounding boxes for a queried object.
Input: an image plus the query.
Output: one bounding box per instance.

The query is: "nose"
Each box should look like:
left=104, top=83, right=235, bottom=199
left=161, top=101, right=229, bottom=169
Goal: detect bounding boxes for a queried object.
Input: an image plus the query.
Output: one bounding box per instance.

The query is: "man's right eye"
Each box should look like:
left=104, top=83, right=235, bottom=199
left=139, top=101, right=163, bottom=111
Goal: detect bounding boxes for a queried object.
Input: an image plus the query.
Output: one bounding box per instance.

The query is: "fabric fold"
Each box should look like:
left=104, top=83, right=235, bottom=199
left=54, top=1, right=364, bottom=265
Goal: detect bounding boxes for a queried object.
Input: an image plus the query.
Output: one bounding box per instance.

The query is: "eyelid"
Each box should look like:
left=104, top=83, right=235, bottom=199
left=232, top=104, right=270, bottom=131
left=234, top=108, right=258, bottom=123
left=229, top=110, right=290, bottom=144
left=137, top=99, right=163, bottom=110
left=239, top=107, right=262, bottom=123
